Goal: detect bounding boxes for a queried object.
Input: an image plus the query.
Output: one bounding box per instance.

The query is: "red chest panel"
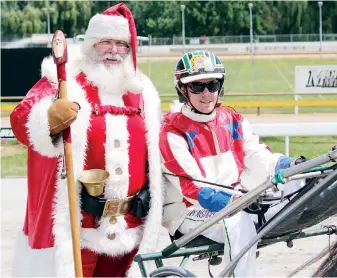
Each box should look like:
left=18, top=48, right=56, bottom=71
left=170, top=109, right=245, bottom=177
left=77, top=74, right=148, bottom=195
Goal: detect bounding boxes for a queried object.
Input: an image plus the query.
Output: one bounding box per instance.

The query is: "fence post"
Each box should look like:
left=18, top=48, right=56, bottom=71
left=294, top=94, right=299, bottom=115
left=148, top=35, right=152, bottom=79
left=285, top=136, right=290, bottom=156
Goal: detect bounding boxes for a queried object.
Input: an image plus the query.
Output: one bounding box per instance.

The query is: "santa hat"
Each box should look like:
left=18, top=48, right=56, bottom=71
left=81, top=3, right=143, bottom=92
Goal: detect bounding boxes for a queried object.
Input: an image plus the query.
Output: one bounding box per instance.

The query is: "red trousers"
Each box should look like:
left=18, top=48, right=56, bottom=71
left=81, top=247, right=138, bottom=277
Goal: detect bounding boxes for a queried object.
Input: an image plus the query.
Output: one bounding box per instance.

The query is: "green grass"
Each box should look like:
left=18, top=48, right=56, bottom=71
left=2, top=58, right=336, bottom=114
left=1, top=152, right=27, bottom=177
left=1, top=140, right=27, bottom=177
left=139, top=57, right=337, bottom=96
left=138, top=57, right=337, bottom=113
left=1, top=57, right=336, bottom=176
left=262, top=136, right=337, bottom=158
left=1, top=136, right=335, bottom=177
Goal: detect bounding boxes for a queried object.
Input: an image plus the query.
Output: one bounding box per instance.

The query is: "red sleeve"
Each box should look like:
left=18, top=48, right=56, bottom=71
left=160, top=125, right=201, bottom=202
left=10, top=77, right=56, bottom=146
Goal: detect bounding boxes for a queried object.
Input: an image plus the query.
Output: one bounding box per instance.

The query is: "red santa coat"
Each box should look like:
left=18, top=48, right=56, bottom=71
left=10, top=57, right=163, bottom=277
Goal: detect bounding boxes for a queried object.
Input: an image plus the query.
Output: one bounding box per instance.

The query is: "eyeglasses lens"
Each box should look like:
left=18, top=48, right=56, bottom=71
left=189, top=81, right=220, bottom=94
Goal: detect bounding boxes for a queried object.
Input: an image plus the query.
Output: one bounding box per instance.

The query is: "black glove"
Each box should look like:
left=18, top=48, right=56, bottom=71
left=294, top=155, right=308, bottom=165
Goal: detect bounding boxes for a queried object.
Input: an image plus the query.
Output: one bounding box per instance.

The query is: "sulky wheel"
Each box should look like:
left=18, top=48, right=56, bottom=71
left=150, top=266, right=197, bottom=277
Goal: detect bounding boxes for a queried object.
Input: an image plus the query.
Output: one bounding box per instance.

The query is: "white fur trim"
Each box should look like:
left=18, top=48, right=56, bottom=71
left=170, top=100, right=184, bottom=113
left=41, top=55, right=82, bottom=83
left=104, top=115, right=129, bottom=199
left=125, top=68, right=144, bottom=93
left=26, top=57, right=91, bottom=158
left=127, top=75, right=163, bottom=276
left=82, top=14, right=130, bottom=55
left=52, top=157, right=76, bottom=277
left=26, top=97, right=64, bottom=157
left=12, top=231, right=56, bottom=277
left=51, top=77, right=92, bottom=277
left=81, top=217, right=142, bottom=256
left=97, top=86, right=125, bottom=106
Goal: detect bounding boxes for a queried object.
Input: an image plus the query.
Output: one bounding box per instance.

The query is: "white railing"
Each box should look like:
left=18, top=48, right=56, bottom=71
left=137, top=41, right=337, bottom=56
left=144, top=33, right=337, bottom=46
left=251, top=123, right=337, bottom=156
left=1, top=123, right=336, bottom=156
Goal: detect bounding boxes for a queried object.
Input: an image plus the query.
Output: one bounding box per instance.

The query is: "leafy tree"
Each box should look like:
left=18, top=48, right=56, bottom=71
left=50, top=1, right=92, bottom=38
left=21, top=4, right=45, bottom=36
left=275, top=1, right=308, bottom=34
left=1, top=1, right=45, bottom=40
left=1, top=1, right=23, bottom=40
left=1, top=0, right=337, bottom=41
left=128, top=1, right=181, bottom=37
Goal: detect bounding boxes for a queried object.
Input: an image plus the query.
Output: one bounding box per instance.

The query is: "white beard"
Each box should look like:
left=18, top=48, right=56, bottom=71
left=81, top=49, right=140, bottom=106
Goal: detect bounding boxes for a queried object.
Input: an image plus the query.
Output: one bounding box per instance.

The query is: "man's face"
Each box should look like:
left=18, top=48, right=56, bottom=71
left=184, top=78, right=220, bottom=114
left=93, top=39, right=129, bottom=66
left=53, top=37, right=64, bottom=58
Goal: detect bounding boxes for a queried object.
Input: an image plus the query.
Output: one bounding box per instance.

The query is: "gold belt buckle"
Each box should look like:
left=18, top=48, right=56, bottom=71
left=102, top=197, right=132, bottom=217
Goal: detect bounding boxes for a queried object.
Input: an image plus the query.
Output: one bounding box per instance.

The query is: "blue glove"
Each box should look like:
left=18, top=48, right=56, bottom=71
left=275, top=156, right=294, bottom=171
left=197, top=187, right=232, bottom=212
left=276, top=156, right=309, bottom=172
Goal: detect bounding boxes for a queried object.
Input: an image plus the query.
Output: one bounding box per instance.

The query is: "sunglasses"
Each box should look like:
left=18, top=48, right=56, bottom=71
left=187, top=80, right=220, bottom=94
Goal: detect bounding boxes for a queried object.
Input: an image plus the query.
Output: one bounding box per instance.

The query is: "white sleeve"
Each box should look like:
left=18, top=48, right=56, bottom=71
left=240, top=118, right=283, bottom=190
left=160, top=131, right=216, bottom=205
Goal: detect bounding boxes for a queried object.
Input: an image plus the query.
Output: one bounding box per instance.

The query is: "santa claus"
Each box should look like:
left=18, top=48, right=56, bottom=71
left=10, top=3, right=162, bottom=277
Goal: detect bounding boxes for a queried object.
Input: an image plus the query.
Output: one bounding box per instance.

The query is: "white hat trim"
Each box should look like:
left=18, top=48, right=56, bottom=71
left=180, top=73, right=223, bottom=84
left=82, top=14, right=130, bottom=54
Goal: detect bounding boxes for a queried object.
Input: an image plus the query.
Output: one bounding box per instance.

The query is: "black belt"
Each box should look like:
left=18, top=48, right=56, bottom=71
left=80, top=187, right=132, bottom=217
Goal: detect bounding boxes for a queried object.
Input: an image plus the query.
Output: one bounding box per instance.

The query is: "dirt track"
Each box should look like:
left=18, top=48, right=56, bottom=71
left=1, top=178, right=336, bottom=277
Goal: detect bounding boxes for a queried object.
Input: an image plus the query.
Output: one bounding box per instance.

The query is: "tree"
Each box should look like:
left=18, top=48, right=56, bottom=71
left=1, top=1, right=23, bottom=40
left=50, top=1, right=92, bottom=38
left=275, top=1, right=308, bottom=34
left=128, top=1, right=181, bottom=37
left=1, top=1, right=46, bottom=40
left=1, top=0, right=337, bottom=41
left=21, top=4, right=45, bottom=36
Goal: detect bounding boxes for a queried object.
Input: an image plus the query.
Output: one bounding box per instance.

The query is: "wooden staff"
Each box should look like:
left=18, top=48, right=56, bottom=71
left=51, top=30, right=83, bottom=277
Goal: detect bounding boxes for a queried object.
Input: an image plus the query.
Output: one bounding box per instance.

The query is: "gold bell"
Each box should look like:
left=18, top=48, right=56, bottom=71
left=79, top=169, right=110, bottom=197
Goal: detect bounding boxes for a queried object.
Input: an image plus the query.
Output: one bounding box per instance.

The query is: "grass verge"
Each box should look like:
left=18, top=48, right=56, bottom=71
left=1, top=136, right=336, bottom=178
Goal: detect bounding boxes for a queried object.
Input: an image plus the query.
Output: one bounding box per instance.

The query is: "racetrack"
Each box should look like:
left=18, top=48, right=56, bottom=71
left=1, top=107, right=336, bottom=276
left=1, top=178, right=336, bottom=277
